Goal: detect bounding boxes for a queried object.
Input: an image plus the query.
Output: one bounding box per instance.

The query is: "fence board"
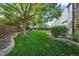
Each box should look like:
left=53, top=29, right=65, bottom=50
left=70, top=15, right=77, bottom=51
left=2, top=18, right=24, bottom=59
left=0, top=25, right=23, bottom=34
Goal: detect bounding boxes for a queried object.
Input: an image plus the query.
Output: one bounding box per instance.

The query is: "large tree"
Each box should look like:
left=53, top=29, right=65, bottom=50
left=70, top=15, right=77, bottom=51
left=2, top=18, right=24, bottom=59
left=0, top=3, right=61, bottom=35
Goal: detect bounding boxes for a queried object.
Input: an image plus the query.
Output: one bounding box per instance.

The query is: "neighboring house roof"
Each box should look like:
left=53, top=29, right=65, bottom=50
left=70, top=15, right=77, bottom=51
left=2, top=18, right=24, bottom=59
left=60, top=3, right=71, bottom=12
left=62, top=20, right=68, bottom=24
left=66, top=3, right=71, bottom=8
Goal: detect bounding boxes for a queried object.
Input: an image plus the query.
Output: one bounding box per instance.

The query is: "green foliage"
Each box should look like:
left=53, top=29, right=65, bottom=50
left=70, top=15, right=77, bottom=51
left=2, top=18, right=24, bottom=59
left=52, top=7, right=61, bottom=19
left=38, top=22, right=49, bottom=28
left=0, top=17, right=20, bottom=25
left=0, top=3, right=61, bottom=26
left=42, top=5, right=62, bottom=22
left=4, top=19, right=20, bottom=25
left=0, top=19, right=5, bottom=25
left=73, top=32, right=79, bottom=42
left=50, top=26, right=69, bottom=37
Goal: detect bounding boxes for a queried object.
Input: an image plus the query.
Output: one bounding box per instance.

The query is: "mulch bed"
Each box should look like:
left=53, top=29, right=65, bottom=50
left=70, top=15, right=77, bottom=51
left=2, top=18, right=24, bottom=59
left=0, top=34, right=12, bottom=50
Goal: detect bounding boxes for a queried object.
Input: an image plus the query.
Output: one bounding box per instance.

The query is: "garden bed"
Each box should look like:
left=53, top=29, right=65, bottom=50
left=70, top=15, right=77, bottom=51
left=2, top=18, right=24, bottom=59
left=0, top=34, right=12, bottom=50
left=0, top=33, right=19, bottom=56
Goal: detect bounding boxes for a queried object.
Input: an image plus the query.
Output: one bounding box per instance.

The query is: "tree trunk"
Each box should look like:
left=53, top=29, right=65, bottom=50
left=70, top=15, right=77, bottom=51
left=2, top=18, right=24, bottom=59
left=20, top=22, right=26, bottom=36
left=23, top=23, right=26, bottom=36
left=21, top=11, right=29, bottom=36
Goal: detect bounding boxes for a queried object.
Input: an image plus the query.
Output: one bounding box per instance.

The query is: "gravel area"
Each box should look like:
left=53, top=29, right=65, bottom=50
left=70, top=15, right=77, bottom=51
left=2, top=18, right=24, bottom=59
left=0, top=34, right=12, bottom=50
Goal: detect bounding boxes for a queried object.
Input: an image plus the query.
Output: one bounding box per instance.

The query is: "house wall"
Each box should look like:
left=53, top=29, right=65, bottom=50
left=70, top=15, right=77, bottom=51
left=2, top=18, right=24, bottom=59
left=76, top=4, right=79, bottom=29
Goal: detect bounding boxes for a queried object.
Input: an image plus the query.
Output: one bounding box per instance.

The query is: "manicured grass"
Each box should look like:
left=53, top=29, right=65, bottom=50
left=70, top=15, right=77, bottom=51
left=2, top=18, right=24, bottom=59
left=7, top=30, right=79, bottom=56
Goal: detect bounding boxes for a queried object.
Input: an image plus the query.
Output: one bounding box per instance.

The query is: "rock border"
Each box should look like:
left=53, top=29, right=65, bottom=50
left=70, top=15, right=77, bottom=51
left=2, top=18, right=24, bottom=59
left=0, top=32, right=20, bottom=56
left=48, top=32, right=79, bottom=46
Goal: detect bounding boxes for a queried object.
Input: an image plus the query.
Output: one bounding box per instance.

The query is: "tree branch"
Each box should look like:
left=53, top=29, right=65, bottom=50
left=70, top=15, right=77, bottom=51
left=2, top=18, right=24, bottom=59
left=6, top=3, right=22, bottom=16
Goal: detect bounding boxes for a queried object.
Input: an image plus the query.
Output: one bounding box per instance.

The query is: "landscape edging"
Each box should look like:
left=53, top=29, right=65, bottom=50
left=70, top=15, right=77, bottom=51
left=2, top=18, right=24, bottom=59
left=48, top=32, right=79, bottom=46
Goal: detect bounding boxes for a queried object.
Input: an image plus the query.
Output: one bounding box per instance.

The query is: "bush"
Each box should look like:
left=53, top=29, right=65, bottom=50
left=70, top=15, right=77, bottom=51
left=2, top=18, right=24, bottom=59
left=50, top=26, right=69, bottom=37
left=5, top=19, right=20, bottom=25
left=73, top=32, right=79, bottom=42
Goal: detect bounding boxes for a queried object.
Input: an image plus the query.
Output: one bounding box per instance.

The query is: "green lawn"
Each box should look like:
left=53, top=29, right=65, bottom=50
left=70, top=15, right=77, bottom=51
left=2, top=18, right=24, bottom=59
left=7, top=30, right=79, bottom=56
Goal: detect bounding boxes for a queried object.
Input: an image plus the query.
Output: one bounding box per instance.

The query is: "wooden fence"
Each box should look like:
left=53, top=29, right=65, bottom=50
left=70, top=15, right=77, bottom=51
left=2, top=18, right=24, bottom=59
left=0, top=25, right=24, bottom=34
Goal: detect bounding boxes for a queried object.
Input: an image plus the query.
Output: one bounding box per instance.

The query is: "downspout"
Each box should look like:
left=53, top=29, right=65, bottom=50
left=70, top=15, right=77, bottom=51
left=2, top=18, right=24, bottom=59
left=72, top=3, right=75, bottom=36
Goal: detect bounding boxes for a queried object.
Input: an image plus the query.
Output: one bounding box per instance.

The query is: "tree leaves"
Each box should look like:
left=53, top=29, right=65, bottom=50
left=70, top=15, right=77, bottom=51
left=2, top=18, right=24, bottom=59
left=0, top=3, right=61, bottom=25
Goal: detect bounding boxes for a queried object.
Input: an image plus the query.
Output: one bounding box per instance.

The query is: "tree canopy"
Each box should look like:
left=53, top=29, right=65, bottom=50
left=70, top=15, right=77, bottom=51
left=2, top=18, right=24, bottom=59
left=0, top=3, right=61, bottom=26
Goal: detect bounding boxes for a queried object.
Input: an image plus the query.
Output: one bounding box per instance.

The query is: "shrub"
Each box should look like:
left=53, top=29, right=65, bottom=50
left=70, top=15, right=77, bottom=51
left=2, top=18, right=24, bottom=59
left=5, top=19, right=20, bottom=25
left=50, top=26, right=69, bottom=37
left=73, top=32, right=79, bottom=42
